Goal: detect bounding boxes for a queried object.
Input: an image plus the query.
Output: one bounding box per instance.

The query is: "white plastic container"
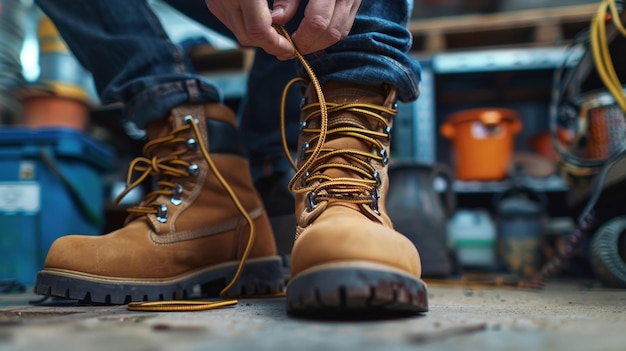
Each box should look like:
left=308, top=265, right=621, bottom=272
left=447, top=209, right=496, bottom=269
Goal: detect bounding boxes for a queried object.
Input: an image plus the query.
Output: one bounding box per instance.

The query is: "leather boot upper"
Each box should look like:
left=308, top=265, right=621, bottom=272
left=43, top=103, right=277, bottom=279
left=289, top=81, right=422, bottom=278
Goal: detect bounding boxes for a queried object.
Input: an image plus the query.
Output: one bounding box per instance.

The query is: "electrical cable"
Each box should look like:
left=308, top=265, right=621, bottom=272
left=591, top=0, right=626, bottom=113
left=549, top=0, right=626, bottom=174
left=523, top=0, right=626, bottom=288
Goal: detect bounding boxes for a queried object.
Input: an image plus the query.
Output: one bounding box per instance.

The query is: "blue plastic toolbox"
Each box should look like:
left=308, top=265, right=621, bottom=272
left=0, top=127, right=114, bottom=285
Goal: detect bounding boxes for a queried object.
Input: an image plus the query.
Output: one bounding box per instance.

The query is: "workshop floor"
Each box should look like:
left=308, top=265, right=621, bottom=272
left=1, top=278, right=625, bottom=351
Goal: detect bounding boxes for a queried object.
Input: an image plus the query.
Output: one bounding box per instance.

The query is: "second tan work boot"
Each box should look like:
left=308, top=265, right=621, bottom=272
left=285, top=81, right=429, bottom=315
left=34, top=103, right=284, bottom=304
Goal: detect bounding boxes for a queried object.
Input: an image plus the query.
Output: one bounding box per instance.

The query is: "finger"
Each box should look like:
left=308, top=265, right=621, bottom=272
left=205, top=1, right=251, bottom=46
left=290, top=0, right=335, bottom=54
left=271, top=0, right=300, bottom=24
left=291, top=0, right=360, bottom=54
left=240, top=1, right=295, bottom=58
left=257, top=30, right=296, bottom=60
left=206, top=0, right=295, bottom=59
left=204, top=1, right=229, bottom=28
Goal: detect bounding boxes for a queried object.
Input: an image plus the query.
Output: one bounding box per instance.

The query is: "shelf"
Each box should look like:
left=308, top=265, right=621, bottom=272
left=409, top=3, right=597, bottom=54
left=431, top=46, right=583, bottom=74
left=452, top=175, right=569, bottom=194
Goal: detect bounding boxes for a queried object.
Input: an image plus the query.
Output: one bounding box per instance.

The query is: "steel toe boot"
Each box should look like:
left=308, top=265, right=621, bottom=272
left=286, top=81, right=429, bottom=314
left=34, top=103, right=284, bottom=304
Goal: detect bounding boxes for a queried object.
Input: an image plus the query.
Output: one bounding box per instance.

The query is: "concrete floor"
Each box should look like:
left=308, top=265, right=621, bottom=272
left=1, top=278, right=625, bottom=351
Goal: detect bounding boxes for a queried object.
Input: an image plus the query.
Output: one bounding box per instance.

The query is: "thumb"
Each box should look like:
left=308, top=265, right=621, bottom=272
left=272, top=0, right=300, bottom=24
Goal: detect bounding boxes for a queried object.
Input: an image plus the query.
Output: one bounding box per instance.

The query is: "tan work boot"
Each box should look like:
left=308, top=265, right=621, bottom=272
left=34, top=103, right=284, bottom=304
left=285, top=81, right=429, bottom=315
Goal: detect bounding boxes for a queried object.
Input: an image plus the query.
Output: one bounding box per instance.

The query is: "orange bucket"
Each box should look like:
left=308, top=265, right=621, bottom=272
left=440, top=108, right=522, bottom=181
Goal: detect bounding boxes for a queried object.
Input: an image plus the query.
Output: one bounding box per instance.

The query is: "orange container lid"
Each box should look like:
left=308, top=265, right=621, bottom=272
left=440, top=108, right=522, bottom=139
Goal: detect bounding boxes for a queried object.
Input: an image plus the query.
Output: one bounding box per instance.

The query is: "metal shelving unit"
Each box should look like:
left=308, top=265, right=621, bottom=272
left=394, top=46, right=584, bottom=193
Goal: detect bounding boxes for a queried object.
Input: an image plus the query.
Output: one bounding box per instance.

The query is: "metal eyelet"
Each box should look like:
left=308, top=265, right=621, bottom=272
left=187, top=138, right=198, bottom=149
left=188, top=163, right=199, bottom=176
left=373, top=171, right=381, bottom=186
left=370, top=188, right=380, bottom=215
left=170, top=183, right=183, bottom=206
left=183, top=115, right=199, bottom=125
left=156, top=203, right=169, bottom=223
left=301, top=142, right=310, bottom=160
left=299, top=121, right=307, bottom=132
left=301, top=171, right=310, bottom=187
left=385, top=125, right=392, bottom=139
left=306, top=191, right=318, bottom=212
left=380, top=149, right=389, bottom=165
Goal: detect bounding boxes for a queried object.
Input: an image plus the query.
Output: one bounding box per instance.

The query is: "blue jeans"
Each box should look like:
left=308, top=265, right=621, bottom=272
left=34, top=0, right=420, bottom=175
left=0, top=0, right=26, bottom=118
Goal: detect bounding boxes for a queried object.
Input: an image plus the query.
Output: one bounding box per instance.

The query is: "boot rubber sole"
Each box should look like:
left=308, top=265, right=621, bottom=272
left=34, top=256, right=284, bottom=305
left=286, top=261, right=429, bottom=316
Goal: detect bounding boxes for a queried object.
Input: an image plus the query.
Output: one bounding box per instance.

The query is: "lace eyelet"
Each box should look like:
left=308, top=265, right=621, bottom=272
left=187, top=138, right=198, bottom=149
left=188, top=163, right=199, bottom=176
left=370, top=188, right=380, bottom=215
left=373, top=171, right=381, bottom=186
left=301, top=142, right=310, bottom=160
left=183, top=115, right=199, bottom=125
left=380, top=149, right=389, bottom=165
left=156, top=203, right=169, bottom=223
left=306, top=191, right=318, bottom=212
left=301, top=171, right=310, bottom=187
left=171, top=183, right=183, bottom=206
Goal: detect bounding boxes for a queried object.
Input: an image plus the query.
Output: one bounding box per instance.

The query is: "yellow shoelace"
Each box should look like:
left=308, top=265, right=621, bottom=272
left=281, top=85, right=396, bottom=206
left=124, top=116, right=260, bottom=311
left=128, top=23, right=396, bottom=312
left=276, top=24, right=396, bottom=210
left=127, top=25, right=312, bottom=312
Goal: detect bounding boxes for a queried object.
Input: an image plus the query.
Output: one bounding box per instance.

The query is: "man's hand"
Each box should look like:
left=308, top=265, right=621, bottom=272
left=272, top=0, right=361, bottom=57
left=205, top=0, right=295, bottom=59
left=205, top=0, right=361, bottom=60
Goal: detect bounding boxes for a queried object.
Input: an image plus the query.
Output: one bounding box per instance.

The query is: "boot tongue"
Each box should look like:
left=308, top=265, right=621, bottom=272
left=299, top=82, right=387, bottom=218
left=313, top=82, right=386, bottom=180
left=322, top=134, right=368, bottom=180
left=319, top=81, right=386, bottom=105
left=130, top=106, right=203, bottom=229
left=147, top=103, right=227, bottom=141
left=146, top=115, right=174, bottom=141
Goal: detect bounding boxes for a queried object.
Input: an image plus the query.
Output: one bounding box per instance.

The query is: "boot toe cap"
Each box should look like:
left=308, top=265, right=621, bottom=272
left=291, top=207, right=422, bottom=277
left=43, top=235, right=106, bottom=273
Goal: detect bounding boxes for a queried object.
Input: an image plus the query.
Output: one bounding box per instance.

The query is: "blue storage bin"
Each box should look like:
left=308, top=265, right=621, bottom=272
left=0, top=128, right=114, bottom=285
